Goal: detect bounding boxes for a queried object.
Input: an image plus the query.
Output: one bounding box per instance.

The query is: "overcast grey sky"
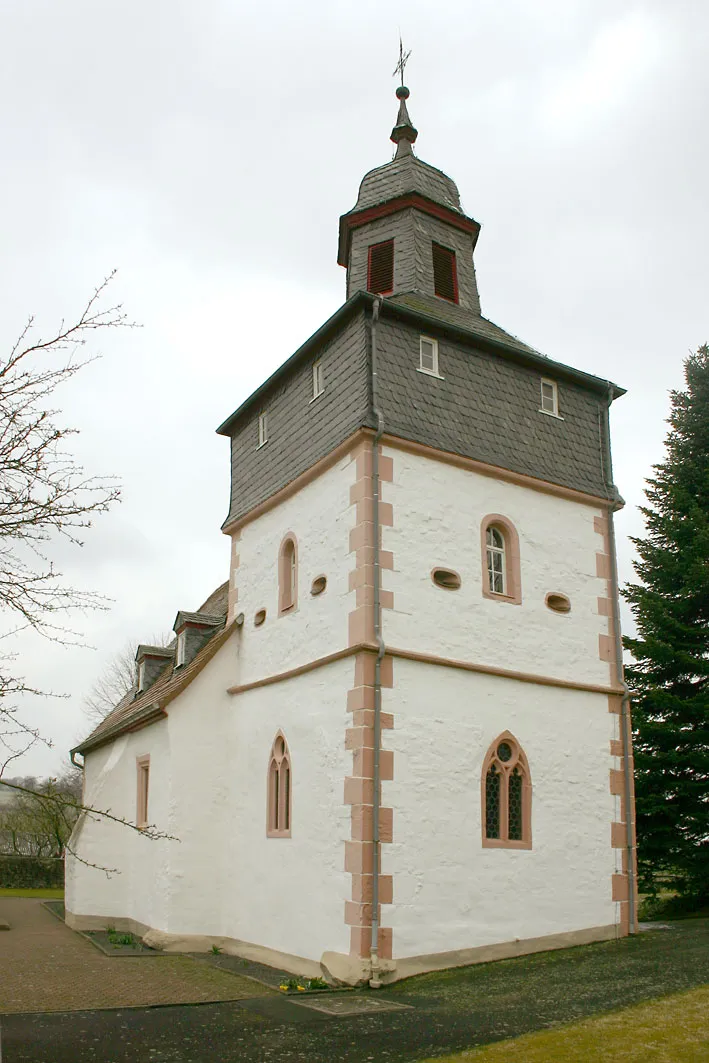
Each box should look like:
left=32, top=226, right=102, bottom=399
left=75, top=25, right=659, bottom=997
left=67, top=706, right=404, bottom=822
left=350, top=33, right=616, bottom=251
left=1, top=0, right=707, bottom=777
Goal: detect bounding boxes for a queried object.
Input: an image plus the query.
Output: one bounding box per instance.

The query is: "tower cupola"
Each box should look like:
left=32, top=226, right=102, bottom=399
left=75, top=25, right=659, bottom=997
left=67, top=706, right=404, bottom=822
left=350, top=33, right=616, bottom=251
left=338, top=85, right=481, bottom=318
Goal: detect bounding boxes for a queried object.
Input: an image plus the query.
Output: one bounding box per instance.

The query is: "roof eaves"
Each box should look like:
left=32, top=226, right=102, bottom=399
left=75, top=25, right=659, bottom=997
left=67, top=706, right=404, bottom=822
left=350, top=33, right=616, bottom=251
left=71, top=620, right=237, bottom=758
left=380, top=298, right=626, bottom=399
left=215, top=294, right=368, bottom=437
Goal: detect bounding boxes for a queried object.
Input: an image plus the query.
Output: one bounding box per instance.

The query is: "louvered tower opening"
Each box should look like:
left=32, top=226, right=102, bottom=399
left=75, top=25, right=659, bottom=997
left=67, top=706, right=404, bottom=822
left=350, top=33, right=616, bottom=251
left=432, top=243, right=459, bottom=303
left=367, top=240, right=394, bottom=295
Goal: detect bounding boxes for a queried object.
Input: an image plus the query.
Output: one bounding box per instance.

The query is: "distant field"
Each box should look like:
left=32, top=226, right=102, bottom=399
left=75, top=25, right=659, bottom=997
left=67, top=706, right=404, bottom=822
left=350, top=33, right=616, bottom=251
left=0, top=887, right=65, bottom=898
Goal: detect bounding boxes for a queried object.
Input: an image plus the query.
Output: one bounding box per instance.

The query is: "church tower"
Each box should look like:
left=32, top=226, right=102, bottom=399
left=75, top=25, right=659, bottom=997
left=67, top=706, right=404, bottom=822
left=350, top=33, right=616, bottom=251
left=68, top=83, right=636, bottom=988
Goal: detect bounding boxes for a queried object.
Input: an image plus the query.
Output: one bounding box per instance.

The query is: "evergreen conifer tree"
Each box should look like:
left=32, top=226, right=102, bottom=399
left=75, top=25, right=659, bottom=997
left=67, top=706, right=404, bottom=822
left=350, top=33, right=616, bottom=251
left=624, top=345, right=709, bottom=901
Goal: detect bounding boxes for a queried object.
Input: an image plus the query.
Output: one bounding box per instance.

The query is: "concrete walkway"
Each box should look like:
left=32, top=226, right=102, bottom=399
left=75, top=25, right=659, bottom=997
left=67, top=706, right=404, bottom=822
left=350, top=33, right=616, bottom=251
left=0, top=899, right=268, bottom=1014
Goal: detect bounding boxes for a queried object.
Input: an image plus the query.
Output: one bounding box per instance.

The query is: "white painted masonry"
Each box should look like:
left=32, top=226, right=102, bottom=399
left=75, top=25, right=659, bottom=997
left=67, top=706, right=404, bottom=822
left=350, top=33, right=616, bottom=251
left=230, top=453, right=355, bottom=688
left=382, top=445, right=612, bottom=688
left=383, top=659, right=616, bottom=958
left=67, top=638, right=353, bottom=962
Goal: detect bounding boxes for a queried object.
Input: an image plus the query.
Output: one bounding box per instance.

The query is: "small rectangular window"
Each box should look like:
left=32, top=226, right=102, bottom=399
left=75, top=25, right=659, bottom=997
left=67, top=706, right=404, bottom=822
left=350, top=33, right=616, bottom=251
left=176, top=630, right=186, bottom=668
left=540, top=379, right=559, bottom=416
left=136, top=756, right=150, bottom=828
left=258, top=412, right=268, bottom=447
left=367, top=240, right=394, bottom=295
left=432, top=243, right=458, bottom=303
left=419, top=336, right=440, bottom=376
left=312, top=360, right=324, bottom=399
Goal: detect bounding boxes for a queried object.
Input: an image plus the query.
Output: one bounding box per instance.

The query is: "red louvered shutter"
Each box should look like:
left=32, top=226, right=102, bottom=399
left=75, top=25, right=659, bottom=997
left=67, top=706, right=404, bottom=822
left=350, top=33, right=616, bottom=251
left=432, top=243, right=459, bottom=303
left=367, top=241, right=394, bottom=295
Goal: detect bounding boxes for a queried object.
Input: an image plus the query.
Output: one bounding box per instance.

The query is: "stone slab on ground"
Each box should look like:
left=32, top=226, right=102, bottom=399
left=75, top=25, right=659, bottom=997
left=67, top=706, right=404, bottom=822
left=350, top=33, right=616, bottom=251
left=0, top=898, right=272, bottom=1015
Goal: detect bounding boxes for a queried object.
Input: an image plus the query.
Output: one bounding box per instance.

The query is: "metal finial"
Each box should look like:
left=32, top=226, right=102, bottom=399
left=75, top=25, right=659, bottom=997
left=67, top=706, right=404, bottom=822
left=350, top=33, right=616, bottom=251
left=390, top=38, right=417, bottom=157
left=392, top=36, right=411, bottom=87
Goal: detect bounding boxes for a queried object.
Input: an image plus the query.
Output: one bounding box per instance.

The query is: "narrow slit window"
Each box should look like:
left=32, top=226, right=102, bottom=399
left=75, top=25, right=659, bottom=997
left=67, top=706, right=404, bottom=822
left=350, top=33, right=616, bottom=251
left=419, top=336, right=439, bottom=376
left=258, top=412, right=268, bottom=448
left=540, top=379, right=559, bottom=416
left=278, top=535, right=298, bottom=614
left=367, top=240, right=394, bottom=295
left=175, top=630, right=186, bottom=668
left=312, top=360, right=324, bottom=399
left=137, top=659, right=146, bottom=692
left=136, top=756, right=150, bottom=828
left=481, top=734, right=531, bottom=848
left=432, top=243, right=458, bottom=303
left=267, top=733, right=292, bottom=837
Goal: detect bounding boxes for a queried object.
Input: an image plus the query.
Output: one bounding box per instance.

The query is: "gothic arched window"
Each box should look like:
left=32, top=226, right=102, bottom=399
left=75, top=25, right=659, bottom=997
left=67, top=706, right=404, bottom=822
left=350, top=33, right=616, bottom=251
left=278, top=534, right=298, bottom=615
left=482, top=732, right=532, bottom=849
left=267, top=732, right=292, bottom=838
left=480, top=515, right=522, bottom=605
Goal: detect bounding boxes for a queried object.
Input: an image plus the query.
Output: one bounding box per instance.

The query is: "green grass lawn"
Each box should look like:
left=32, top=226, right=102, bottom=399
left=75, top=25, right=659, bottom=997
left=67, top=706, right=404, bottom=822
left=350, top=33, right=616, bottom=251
left=421, top=986, right=709, bottom=1062
left=0, top=886, right=64, bottom=898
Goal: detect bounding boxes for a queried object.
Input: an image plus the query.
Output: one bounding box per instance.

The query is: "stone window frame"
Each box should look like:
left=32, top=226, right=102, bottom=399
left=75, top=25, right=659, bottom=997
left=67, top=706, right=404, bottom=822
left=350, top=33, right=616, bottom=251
left=278, top=533, right=298, bottom=615
left=257, top=411, right=268, bottom=448
left=481, top=732, right=532, bottom=850
left=539, top=378, right=563, bottom=420
left=136, top=755, right=150, bottom=829
left=480, top=514, right=522, bottom=605
left=418, top=335, right=443, bottom=379
left=267, top=732, right=292, bottom=838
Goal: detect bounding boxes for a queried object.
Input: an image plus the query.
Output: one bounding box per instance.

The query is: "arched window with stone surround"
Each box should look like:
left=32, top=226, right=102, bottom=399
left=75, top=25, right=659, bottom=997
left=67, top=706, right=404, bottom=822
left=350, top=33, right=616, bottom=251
left=482, top=732, right=532, bottom=849
left=267, top=732, right=291, bottom=837
left=278, top=534, right=298, bottom=615
left=480, top=514, right=522, bottom=605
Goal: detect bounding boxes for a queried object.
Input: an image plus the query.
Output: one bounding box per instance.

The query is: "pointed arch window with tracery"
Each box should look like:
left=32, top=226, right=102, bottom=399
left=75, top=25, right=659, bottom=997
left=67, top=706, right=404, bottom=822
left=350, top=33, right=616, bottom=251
left=267, top=732, right=292, bottom=837
left=482, top=733, right=532, bottom=849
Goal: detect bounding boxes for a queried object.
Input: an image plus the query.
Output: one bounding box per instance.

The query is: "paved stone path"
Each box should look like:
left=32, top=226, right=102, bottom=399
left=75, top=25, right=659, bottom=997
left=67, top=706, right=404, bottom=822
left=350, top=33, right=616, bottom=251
left=0, top=899, right=269, bottom=1014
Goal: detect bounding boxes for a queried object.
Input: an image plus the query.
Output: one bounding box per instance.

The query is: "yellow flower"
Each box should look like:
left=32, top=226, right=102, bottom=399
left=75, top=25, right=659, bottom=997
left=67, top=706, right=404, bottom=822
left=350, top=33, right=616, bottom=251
left=279, top=984, right=288, bottom=991
left=297, top=986, right=306, bottom=991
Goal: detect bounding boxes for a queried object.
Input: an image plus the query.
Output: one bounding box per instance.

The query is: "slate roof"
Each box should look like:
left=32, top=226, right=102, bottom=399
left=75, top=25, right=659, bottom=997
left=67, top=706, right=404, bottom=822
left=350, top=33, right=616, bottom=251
left=351, top=154, right=463, bottom=214
left=388, top=292, right=543, bottom=359
left=73, top=581, right=231, bottom=757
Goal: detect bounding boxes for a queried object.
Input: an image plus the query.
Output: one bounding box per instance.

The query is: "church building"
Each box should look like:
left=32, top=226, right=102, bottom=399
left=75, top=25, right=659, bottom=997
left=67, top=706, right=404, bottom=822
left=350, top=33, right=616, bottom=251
left=67, top=84, right=637, bottom=986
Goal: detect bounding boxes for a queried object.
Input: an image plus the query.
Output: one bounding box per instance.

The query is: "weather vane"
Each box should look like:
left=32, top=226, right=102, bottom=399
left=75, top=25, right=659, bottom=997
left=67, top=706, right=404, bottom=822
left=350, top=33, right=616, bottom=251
left=393, top=36, right=411, bottom=87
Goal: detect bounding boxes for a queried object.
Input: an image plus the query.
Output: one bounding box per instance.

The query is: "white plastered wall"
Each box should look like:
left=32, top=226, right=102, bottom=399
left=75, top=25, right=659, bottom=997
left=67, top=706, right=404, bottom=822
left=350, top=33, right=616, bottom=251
left=65, top=724, right=171, bottom=931
left=384, top=660, right=616, bottom=958
left=67, top=641, right=352, bottom=961
left=230, top=452, right=355, bottom=687
left=383, top=446, right=612, bottom=688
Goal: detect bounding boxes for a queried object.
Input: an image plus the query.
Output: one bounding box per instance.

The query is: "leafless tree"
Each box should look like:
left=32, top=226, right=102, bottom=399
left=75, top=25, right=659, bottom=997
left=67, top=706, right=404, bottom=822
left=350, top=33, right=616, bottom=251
left=0, top=271, right=132, bottom=776
left=0, top=275, right=180, bottom=870
left=83, top=633, right=172, bottom=726
left=0, top=772, right=83, bottom=857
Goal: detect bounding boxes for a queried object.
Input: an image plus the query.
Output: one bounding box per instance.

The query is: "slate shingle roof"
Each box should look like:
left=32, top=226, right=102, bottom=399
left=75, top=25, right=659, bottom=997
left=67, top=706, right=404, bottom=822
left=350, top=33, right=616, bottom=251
left=388, top=292, right=543, bottom=359
left=351, top=154, right=463, bottom=214
left=73, top=581, right=231, bottom=756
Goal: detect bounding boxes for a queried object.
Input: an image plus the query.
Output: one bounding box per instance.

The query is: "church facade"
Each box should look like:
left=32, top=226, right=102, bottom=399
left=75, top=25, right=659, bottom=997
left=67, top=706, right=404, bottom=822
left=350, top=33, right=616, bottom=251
left=67, top=87, right=637, bottom=986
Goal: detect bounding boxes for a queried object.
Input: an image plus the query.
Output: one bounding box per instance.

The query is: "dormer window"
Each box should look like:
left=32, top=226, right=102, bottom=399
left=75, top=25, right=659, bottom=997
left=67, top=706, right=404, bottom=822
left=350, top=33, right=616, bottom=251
left=137, top=659, right=146, bottom=692
left=432, top=243, right=458, bottom=303
left=367, top=240, right=394, bottom=295
left=176, top=630, right=186, bottom=668
left=258, top=412, right=268, bottom=448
